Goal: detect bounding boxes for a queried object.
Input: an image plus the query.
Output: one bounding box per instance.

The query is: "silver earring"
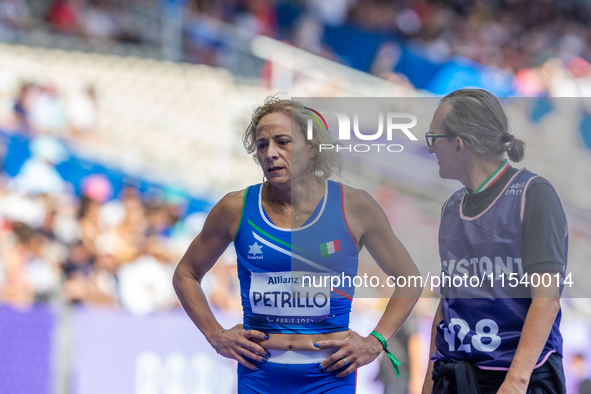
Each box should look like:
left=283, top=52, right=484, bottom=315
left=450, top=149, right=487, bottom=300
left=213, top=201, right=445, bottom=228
left=262, top=175, right=267, bottom=185
left=310, top=158, right=315, bottom=174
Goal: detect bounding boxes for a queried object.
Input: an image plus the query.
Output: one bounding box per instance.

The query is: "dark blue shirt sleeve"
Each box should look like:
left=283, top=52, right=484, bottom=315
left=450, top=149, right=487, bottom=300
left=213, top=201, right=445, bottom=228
left=521, top=178, right=567, bottom=274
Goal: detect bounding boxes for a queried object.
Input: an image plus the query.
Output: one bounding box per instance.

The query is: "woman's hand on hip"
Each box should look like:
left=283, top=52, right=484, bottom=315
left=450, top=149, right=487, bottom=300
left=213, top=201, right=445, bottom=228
left=315, top=329, right=383, bottom=378
left=216, top=324, right=270, bottom=371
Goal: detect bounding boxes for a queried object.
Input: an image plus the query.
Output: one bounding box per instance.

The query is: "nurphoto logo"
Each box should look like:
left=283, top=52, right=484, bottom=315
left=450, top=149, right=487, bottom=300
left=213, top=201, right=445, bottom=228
left=304, top=107, right=418, bottom=153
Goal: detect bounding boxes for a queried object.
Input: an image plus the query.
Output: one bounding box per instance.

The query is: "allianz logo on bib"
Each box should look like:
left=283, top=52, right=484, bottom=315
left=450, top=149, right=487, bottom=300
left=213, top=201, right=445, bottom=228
left=247, top=242, right=264, bottom=260
left=268, top=275, right=299, bottom=284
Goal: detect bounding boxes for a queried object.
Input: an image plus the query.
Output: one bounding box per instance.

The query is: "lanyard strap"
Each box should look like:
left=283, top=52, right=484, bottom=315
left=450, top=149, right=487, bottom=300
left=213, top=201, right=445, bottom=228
left=370, top=331, right=401, bottom=378
left=472, top=159, right=509, bottom=193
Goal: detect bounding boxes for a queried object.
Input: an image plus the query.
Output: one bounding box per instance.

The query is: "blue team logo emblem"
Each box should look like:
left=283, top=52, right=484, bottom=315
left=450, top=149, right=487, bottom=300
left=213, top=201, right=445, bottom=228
left=247, top=242, right=264, bottom=260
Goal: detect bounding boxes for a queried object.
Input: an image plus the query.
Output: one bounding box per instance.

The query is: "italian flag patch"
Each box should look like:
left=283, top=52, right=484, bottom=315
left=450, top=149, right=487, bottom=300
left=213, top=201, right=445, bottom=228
left=320, top=240, right=341, bottom=257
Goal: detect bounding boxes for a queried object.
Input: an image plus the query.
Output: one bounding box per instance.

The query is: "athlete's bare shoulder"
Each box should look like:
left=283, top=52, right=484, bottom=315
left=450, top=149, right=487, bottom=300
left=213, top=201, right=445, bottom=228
left=178, top=188, right=248, bottom=275
left=341, top=184, right=378, bottom=212
left=217, top=189, right=247, bottom=213
left=341, top=184, right=368, bottom=199
left=205, top=188, right=248, bottom=241
left=341, top=184, right=384, bottom=247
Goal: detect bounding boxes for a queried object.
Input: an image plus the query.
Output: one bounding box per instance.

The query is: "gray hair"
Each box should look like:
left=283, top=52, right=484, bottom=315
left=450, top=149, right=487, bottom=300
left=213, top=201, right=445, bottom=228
left=243, top=95, right=343, bottom=179
left=440, top=88, right=525, bottom=162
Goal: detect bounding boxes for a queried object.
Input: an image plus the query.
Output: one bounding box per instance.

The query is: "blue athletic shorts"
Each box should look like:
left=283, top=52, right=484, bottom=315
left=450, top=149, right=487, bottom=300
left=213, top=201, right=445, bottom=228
left=238, top=360, right=356, bottom=394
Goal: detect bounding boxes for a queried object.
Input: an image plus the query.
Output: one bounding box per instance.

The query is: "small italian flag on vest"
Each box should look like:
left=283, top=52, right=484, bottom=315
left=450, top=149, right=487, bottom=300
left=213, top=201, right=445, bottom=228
left=320, top=240, right=341, bottom=257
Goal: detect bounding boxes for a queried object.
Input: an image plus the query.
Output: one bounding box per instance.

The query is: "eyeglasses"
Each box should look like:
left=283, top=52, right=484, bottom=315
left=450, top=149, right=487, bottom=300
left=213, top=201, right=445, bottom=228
left=425, top=132, right=454, bottom=148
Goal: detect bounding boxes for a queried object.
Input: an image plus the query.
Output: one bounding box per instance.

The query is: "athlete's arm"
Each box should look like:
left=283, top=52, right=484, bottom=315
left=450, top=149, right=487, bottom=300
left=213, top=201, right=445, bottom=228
left=498, top=279, right=561, bottom=393
left=421, top=299, right=442, bottom=394
left=520, top=179, right=567, bottom=274
left=172, top=190, right=268, bottom=370
left=317, top=187, right=422, bottom=378
left=499, top=180, right=566, bottom=393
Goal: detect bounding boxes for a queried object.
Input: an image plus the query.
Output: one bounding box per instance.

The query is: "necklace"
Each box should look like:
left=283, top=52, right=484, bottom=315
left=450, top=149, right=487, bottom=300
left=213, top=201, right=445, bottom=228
left=267, top=180, right=318, bottom=222
left=290, top=195, right=315, bottom=222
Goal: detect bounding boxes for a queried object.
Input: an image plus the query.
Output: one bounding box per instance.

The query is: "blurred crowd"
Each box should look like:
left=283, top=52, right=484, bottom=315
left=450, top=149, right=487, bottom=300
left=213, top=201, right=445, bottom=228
left=3, top=0, right=591, bottom=95
left=46, top=0, right=153, bottom=44
left=184, top=0, right=591, bottom=95
left=0, top=0, right=157, bottom=44
left=0, top=71, right=241, bottom=315
left=5, top=81, right=99, bottom=138
left=0, top=139, right=241, bottom=315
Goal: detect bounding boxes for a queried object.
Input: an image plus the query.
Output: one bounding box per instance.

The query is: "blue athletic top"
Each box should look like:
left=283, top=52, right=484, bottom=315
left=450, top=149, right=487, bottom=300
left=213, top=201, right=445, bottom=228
left=234, top=180, right=358, bottom=334
left=432, top=169, right=566, bottom=369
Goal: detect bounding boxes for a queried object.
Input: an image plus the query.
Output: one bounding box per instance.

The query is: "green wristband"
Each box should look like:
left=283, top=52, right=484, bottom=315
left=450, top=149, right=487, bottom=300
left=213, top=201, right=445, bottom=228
left=370, top=331, right=401, bottom=378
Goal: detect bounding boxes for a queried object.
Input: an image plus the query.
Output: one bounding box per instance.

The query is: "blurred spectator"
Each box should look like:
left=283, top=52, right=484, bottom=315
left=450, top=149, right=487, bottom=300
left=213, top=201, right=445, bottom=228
left=370, top=41, right=414, bottom=88
left=118, top=236, right=177, bottom=315
left=234, top=0, right=278, bottom=38
left=184, top=0, right=226, bottom=65
left=78, top=175, right=114, bottom=256
left=61, top=241, right=94, bottom=304
left=115, top=187, right=148, bottom=257
left=67, top=86, right=99, bottom=138
left=304, top=0, right=353, bottom=27
left=0, top=189, right=46, bottom=228
left=48, top=0, right=83, bottom=34
left=82, top=0, right=118, bottom=42
left=13, top=82, right=34, bottom=131
left=0, top=223, right=35, bottom=306
left=78, top=195, right=100, bottom=254
left=60, top=240, right=113, bottom=305
left=52, top=195, right=81, bottom=245
left=0, top=138, right=5, bottom=174
left=572, top=353, right=591, bottom=394
left=93, top=252, right=119, bottom=302
left=81, top=173, right=113, bottom=203
left=27, top=85, right=68, bottom=135
left=0, top=0, right=30, bottom=38
left=202, top=250, right=241, bottom=312
left=513, top=68, right=546, bottom=97
left=13, top=136, right=68, bottom=195
left=110, top=2, right=145, bottom=44
left=289, top=16, right=325, bottom=56
left=62, top=241, right=93, bottom=278
left=145, top=197, right=180, bottom=238
left=25, top=231, right=63, bottom=302
left=348, top=0, right=396, bottom=32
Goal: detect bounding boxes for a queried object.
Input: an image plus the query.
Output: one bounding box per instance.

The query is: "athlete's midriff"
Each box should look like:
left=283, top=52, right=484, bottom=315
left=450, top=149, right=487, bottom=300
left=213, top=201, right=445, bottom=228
left=252, top=331, right=349, bottom=351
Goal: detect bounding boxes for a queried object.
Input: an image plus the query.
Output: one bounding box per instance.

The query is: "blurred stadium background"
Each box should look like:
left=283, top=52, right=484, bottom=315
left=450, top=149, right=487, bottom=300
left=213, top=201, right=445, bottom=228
left=1, top=0, right=591, bottom=393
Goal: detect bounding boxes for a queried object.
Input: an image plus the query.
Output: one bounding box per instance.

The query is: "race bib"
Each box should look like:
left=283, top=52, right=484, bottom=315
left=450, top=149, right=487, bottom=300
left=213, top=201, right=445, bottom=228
left=250, top=271, right=330, bottom=325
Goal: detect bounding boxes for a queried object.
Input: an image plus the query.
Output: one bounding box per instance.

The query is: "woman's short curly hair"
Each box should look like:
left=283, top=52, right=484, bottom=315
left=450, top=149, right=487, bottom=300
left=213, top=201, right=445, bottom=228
left=243, top=96, right=343, bottom=179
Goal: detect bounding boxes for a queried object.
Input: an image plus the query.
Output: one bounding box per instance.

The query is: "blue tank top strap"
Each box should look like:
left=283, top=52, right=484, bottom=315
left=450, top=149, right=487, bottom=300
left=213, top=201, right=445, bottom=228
left=259, top=194, right=325, bottom=228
